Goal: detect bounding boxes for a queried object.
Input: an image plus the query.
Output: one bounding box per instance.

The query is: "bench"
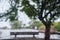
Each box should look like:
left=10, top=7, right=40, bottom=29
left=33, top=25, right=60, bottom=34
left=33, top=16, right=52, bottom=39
left=10, top=32, right=39, bottom=38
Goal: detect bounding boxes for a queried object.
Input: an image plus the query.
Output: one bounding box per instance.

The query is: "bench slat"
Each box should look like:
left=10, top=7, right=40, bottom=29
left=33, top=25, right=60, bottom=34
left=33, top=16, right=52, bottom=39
left=10, top=32, right=39, bottom=35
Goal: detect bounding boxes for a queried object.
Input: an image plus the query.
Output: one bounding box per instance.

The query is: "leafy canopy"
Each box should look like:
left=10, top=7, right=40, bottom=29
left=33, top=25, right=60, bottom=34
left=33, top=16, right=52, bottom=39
left=21, top=0, right=60, bottom=25
left=0, top=0, right=60, bottom=25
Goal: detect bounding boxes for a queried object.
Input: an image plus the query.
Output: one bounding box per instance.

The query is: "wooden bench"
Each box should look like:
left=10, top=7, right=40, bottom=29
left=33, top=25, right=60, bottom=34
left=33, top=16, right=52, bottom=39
left=10, top=32, right=39, bottom=38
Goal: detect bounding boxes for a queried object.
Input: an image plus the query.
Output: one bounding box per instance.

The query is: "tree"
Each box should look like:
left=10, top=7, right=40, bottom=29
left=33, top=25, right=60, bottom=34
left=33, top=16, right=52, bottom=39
left=21, top=0, right=60, bottom=40
left=0, top=0, right=60, bottom=40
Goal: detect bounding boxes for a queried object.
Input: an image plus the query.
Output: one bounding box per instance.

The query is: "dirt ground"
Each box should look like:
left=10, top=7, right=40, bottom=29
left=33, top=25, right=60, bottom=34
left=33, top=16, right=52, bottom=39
left=1, top=37, right=60, bottom=40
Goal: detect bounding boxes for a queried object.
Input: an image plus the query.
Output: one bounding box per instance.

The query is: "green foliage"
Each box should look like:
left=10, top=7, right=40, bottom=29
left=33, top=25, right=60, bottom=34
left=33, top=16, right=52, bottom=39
left=33, top=20, right=43, bottom=27
left=21, top=0, right=38, bottom=19
left=28, top=19, right=43, bottom=29
left=22, top=6, right=38, bottom=18
left=22, top=0, right=29, bottom=6
left=11, top=21, right=22, bottom=29
left=53, top=22, right=60, bottom=32
left=14, top=0, right=20, bottom=4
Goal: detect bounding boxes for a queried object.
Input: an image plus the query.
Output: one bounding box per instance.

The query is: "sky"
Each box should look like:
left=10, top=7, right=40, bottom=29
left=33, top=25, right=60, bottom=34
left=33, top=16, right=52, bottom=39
left=0, top=0, right=10, bottom=13
left=0, top=0, right=11, bottom=28
left=0, top=0, right=31, bottom=28
left=0, top=0, right=60, bottom=28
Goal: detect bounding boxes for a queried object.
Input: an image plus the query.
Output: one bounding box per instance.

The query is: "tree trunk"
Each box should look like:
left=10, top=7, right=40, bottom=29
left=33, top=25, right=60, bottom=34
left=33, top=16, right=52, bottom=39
left=44, top=25, right=51, bottom=40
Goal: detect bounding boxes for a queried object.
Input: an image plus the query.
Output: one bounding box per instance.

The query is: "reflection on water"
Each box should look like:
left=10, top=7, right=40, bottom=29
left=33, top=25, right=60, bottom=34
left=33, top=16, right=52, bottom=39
left=0, top=29, right=10, bottom=39
left=0, top=29, right=60, bottom=39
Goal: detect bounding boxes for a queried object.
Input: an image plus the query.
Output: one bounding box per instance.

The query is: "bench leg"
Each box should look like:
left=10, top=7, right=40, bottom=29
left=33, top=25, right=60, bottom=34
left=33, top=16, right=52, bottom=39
left=15, top=35, right=17, bottom=38
left=33, top=35, right=35, bottom=38
left=15, top=35, right=17, bottom=40
left=33, top=35, right=36, bottom=40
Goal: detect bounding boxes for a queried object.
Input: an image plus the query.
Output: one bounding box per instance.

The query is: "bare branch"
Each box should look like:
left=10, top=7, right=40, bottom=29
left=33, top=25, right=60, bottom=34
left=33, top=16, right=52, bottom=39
left=0, top=10, right=12, bottom=18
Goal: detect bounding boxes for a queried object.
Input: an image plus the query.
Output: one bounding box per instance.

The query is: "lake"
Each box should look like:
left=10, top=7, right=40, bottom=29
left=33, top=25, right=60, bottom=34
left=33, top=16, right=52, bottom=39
left=0, top=29, right=60, bottom=39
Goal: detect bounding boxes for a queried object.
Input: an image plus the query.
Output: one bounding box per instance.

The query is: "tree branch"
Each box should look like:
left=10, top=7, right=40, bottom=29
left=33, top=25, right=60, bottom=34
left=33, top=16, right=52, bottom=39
left=38, top=0, right=49, bottom=25
left=38, top=0, right=47, bottom=20
left=0, top=10, right=12, bottom=18
left=0, top=5, right=16, bottom=18
left=49, top=12, right=60, bottom=21
left=44, top=2, right=59, bottom=18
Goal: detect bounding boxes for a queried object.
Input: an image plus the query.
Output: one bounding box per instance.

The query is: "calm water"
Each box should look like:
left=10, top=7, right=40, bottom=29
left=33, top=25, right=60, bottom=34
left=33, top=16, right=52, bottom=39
left=0, top=29, right=60, bottom=39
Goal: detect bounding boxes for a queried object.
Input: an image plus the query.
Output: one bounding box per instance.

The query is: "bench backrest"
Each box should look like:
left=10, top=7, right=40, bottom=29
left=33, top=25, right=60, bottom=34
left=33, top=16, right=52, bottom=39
left=10, top=32, right=39, bottom=35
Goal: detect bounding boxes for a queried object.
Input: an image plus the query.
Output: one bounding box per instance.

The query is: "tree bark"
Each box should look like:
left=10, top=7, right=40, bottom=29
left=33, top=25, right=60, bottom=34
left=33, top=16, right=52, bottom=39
left=44, top=25, right=51, bottom=40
